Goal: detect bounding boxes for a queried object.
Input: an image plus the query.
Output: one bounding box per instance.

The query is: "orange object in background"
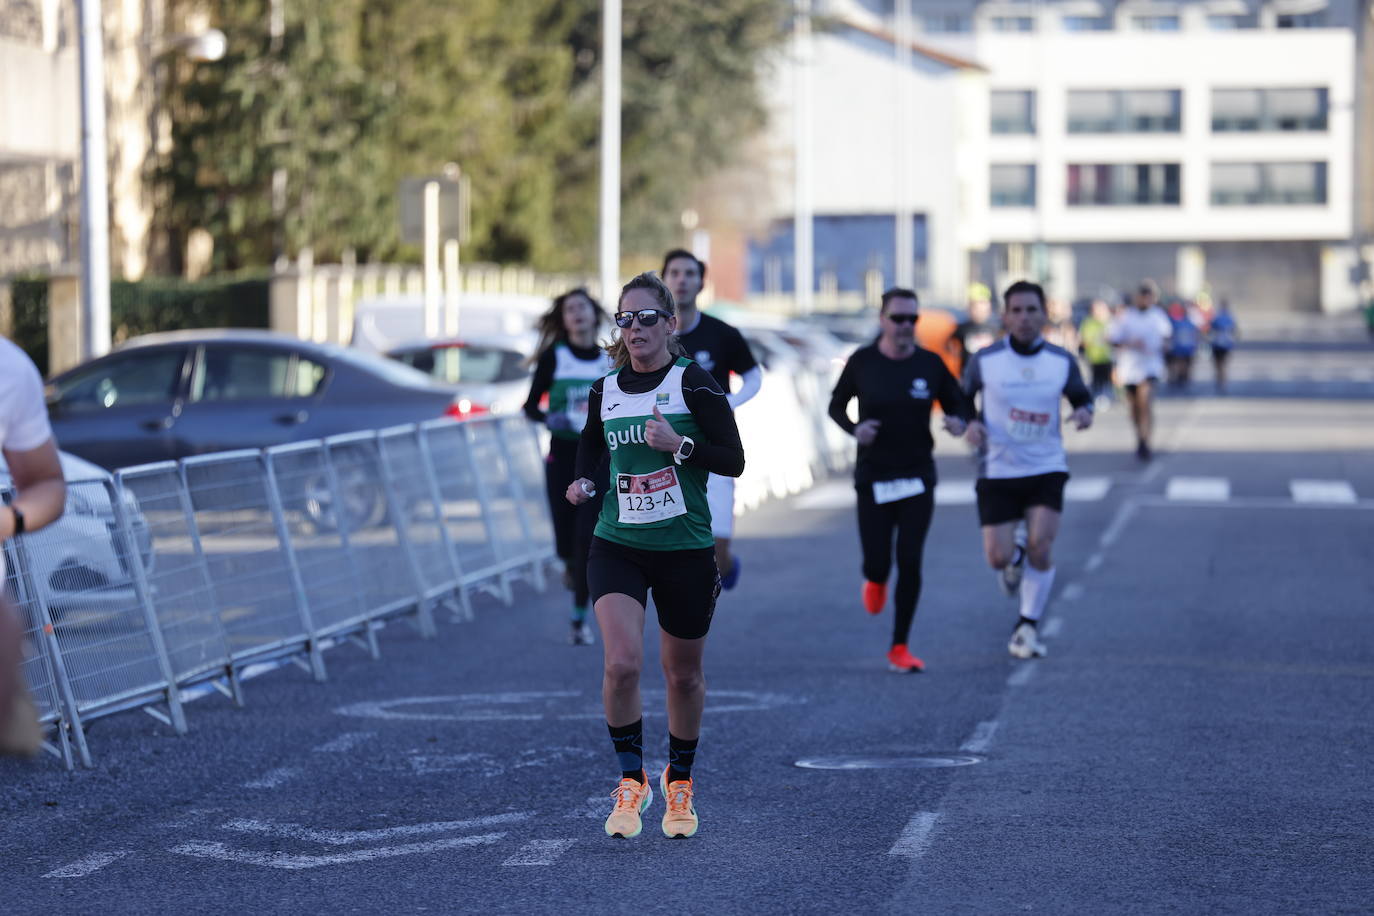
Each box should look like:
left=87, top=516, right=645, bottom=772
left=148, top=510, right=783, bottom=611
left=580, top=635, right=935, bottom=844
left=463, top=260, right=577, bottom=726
left=915, top=307, right=961, bottom=379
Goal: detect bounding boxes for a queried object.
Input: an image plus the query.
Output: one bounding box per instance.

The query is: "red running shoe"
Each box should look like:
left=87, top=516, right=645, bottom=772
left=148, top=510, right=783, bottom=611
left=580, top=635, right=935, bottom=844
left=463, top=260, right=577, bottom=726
left=862, top=581, right=887, bottom=615
left=886, top=644, right=925, bottom=673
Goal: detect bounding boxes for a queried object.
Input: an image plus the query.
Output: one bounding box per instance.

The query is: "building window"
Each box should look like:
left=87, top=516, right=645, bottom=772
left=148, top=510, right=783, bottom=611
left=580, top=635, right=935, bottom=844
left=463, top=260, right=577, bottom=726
left=1212, top=88, right=1327, bottom=132
left=1277, top=12, right=1325, bottom=28
left=991, top=90, right=1036, bottom=134
left=1067, top=163, right=1182, bottom=206
left=1211, top=162, right=1327, bottom=205
left=1064, top=16, right=1113, bottom=30
left=1067, top=90, right=1181, bottom=133
left=989, top=16, right=1036, bottom=32
left=991, top=164, right=1036, bottom=207
left=1131, top=15, right=1181, bottom=30
left=1206, top=14, right=1257, bottom=28
left=923, top=13, right=972, bottom=33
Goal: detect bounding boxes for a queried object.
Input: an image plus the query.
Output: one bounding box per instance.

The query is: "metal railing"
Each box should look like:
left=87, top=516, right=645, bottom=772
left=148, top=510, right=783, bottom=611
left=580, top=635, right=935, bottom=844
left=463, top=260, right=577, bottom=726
left=4, top=414, right=556, bottom=769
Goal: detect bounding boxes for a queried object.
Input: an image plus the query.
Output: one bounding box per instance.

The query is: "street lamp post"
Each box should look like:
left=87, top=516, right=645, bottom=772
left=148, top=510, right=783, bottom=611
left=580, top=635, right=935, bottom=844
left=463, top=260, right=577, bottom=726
left=599, top=0, right=622, bottom=302
left=77, top=0, right=111, bottom=361
left=793, top=0, right=814, bottom=315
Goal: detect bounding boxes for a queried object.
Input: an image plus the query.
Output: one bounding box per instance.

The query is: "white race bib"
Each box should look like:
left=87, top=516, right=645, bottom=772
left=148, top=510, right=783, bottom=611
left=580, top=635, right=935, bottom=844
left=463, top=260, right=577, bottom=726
left=616, top=467, right=688, bottom=523
left=1007, top=406, right=1052, bottom=442
left=873, top=477, right=926, bottom=505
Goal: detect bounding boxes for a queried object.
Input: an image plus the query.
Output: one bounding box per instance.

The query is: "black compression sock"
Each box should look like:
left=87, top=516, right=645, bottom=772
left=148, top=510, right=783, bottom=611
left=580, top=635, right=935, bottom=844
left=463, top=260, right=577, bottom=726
left=1016, top=616, right=1038, bottom=630
left=608, top=719, right=644, bottom=782
left=667, top=733, right=698, bottom=782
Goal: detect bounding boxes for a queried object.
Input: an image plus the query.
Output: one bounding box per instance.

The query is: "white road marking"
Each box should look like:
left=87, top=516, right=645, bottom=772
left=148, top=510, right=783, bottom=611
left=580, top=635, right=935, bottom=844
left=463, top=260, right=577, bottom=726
left=934, top=480, right=976, bottom=506
left=1290, top=479, right=1358, bottom=505
left=1060, top=583, right=1084, bottom=602
left=1099, top=499, right=1140, bottom=550
left=959, top=720, right=998, bottom=754
left=43, top=851, right=131, bottom=878
left=794, top=481, right=854, bottom=510
left=567, top=795, right=609, bottom=819
left=1064, top=476, right=1111, bottom=501
left=171, top=834, right=504, bottom=870
left=223, top=812, right=531, bottom=845
left=1084, top=552, right=1104, bottom=573
left=1042, top=617, right=1064, bottom=639
left=888, top=812, right=940, bottom=858
left=1007, top=664, right=1037, bottom=687
left=501, top=840, right=577, bottom=866
left=1166, top=476, right=1230, bottom=501
left=313, top=731, right=376, bottom=753
left=242, top=767, right=301, bottom=789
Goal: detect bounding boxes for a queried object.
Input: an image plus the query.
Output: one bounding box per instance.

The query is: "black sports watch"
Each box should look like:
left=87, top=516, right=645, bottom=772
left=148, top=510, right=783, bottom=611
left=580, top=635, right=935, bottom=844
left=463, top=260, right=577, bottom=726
left=673, top=436, right=695, bottom=464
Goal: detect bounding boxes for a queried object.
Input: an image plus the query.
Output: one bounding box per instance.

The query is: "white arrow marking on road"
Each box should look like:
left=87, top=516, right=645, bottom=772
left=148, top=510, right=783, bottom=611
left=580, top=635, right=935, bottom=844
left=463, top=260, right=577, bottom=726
left=313, top=731, right=376, bottom=753
left=889, top=812, right=940, bottom=858
left=502, top=840, right=577, bottom=866
left=242, top=767, right=301, bottom=789
left=224, top=812, right=531, bottom=845
left=1290, top=479, right=1358, bottom=505
left=1166, top=476, right=1230, bottom=501
left=172, top=834, right=504, bottom=870
left=959, top=720, right=998, bottom=754
left=43, top=851, right=131, bottom=878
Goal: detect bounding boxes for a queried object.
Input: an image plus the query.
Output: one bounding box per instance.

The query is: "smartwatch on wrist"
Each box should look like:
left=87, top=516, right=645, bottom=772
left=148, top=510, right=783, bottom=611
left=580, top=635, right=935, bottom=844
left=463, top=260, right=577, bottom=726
left=673, top=436, right=695, bottom=464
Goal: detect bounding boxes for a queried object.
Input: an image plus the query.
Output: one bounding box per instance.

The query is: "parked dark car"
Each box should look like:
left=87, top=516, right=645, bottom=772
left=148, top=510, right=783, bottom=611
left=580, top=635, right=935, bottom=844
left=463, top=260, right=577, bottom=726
left=45, top=329, right=464, bottom=470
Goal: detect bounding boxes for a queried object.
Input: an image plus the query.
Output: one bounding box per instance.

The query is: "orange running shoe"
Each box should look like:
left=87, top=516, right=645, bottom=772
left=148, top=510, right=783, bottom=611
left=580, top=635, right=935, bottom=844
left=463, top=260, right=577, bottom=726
left=862, top=581, right=887, bottom=615
left=604, top=772, right=653, bottom=838
left=659, top=765, right=699, bottom=838
left=886, top=644, right=925, bottom=673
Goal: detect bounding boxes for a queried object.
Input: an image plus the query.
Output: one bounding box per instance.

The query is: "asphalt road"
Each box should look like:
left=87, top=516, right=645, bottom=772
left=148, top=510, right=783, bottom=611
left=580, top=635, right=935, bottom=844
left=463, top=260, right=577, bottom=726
left=3, top=334, right=1371, bottom=914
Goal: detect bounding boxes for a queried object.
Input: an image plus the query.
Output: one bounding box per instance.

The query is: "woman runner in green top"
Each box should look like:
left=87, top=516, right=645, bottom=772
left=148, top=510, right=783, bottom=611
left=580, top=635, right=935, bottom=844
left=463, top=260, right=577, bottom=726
left=523, top=288, right=608, bottom=645
left=567, top=272, right=744, bottom=840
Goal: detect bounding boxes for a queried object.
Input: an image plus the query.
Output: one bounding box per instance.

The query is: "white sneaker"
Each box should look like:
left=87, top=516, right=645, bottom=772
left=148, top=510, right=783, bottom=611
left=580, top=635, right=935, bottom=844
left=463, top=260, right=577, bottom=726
left=998, top=524, right=1028, bottom=597
left=570, top=621, right=596, bottom=646
left=1008, top=622, right=1047, bottom=659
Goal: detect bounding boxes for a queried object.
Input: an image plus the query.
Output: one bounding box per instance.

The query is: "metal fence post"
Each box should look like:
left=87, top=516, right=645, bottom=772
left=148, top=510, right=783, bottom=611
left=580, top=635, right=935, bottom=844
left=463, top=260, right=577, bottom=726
left=462, top=420, right=514, bottom=605
left=106, top=478, right=187, bottom=734
left=173, top=462, right=243, bottom=706
left=318, top=444, right=381, bottom=659
left=494, top=419, right=547, bottom=591
left=371, top=429, right=437, bottom=638
left=416, top=423, right=473, bottom=622
left=260, top=452, right=326, bottom=682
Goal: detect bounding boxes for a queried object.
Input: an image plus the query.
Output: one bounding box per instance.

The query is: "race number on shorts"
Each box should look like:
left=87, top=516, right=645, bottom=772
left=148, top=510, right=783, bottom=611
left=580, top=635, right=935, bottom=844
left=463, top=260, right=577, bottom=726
left=616, top=467, right=688, bottom=523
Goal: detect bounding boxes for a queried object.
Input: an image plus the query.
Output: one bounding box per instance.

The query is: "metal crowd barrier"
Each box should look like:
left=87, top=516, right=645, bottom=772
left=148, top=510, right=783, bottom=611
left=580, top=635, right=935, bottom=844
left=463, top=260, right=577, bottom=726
left=5, top=415, right=556, bottom=769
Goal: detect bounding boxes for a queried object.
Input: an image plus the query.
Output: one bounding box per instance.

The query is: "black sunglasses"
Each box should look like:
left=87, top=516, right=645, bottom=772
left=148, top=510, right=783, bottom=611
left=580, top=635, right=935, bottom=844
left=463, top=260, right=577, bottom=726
left=885, top=312, right=918, bottom=325
left=614, top=308, right=672, bottom=328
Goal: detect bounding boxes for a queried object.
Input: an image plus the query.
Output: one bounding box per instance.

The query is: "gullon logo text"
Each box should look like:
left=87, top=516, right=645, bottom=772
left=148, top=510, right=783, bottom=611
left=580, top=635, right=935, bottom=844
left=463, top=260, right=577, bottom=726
left=606, top=425, right=647, bottom=451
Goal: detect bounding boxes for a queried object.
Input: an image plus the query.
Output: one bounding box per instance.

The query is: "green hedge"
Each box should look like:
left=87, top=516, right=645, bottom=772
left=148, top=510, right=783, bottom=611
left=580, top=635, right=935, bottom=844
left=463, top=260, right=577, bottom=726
left=7, top=275, right=270, bottom=377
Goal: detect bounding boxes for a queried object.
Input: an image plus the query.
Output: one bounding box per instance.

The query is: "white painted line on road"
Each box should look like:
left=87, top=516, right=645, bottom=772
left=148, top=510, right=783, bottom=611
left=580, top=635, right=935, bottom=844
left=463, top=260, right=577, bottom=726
left=313, top=731, right=376, bottom=753
left=794, top=481, right=854, bottom=510
left=567, top=795, right=608, bottom=819
left=1065, top=476, right=1111, bottom=502
left=1099, top=498, right=1141, bottom=550
left=959, top=720, right=998, bottom=754
left=1060, top=583, right=1084, bottom=603
left=1136, top=496, right=1374, bottom=512
left=934, top=480, right=976, bottom=506
left=502, top=839, right=577, bottom=866
left=171, top=834, right=504, bottom=870
left=1042, top=617, right=1064, bottom=639
left=1290, top=479, right=1358, bottom=505
left=1007, top=664, right=1037, bottom=688
left=43, top=851, right=131, bottom=878
left=224, top=812, right=532, bottom=845
left=889, top=812, right=940, bottom=858
left=242, top=767, right=301, bottom=789
left=1166, top=476, right=1231, bottom=501
left=1084, top=552, right=1104, bottom=573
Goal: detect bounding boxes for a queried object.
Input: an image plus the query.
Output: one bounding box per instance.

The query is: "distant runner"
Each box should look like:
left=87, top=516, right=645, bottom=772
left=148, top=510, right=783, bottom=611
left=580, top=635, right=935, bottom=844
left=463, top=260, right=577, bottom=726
left=963, top=280, right=1093, bottom=659
left=1109, top=280, right=1171, bottom=461
left=828, top=287, right=967, bottom=673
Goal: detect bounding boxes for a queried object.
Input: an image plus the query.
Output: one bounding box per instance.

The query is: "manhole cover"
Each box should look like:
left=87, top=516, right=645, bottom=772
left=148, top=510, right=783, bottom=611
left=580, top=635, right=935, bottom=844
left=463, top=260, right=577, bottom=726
left=793, top=754, right=983, bottom=770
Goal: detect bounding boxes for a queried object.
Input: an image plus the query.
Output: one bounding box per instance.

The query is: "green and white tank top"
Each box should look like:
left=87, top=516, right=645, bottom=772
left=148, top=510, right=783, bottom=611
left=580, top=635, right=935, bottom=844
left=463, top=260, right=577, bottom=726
left=595, top=357, right=712, bottom=551
left=548, top=343, right=607, bottom=441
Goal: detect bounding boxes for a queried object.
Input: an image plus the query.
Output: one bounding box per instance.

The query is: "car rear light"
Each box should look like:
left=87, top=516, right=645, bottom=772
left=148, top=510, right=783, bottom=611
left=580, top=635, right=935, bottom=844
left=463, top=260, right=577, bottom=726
left=445, top=397, right=489, bottom=420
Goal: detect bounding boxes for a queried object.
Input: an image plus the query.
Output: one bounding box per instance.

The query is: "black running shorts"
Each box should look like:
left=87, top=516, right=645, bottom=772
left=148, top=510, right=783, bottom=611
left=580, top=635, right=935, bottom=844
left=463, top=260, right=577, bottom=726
left=975, top=472, right=1069, bottom=526
left=587, top=536, right=721, bottom=640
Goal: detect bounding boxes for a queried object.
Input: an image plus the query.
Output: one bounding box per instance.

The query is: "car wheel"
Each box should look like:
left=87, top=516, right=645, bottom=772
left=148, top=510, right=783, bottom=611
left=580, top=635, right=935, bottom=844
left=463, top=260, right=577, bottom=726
left=301, top=465, right=386, bottom=534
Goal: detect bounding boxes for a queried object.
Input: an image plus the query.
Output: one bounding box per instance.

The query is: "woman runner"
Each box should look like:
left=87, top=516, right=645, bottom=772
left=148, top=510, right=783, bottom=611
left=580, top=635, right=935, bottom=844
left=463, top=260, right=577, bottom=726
left=523, top=289, right=608, bottom=645
left=828, top=287, right=967, bottom=673
left=567, top=272, right=744, bottom=839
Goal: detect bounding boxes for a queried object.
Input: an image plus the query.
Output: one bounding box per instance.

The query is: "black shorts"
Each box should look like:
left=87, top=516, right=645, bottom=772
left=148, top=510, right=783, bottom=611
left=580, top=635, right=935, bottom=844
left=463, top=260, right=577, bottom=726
left=976, top=472, right=1069, bottom=526
left=1122, top=377, right=1158, bottom=395
left=587, top=536, right=721, bottom=640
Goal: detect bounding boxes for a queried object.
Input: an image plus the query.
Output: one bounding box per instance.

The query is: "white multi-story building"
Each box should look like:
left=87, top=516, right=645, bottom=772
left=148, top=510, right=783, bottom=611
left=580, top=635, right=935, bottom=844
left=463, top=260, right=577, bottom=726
left=752, top=0, right=1370, bottom=313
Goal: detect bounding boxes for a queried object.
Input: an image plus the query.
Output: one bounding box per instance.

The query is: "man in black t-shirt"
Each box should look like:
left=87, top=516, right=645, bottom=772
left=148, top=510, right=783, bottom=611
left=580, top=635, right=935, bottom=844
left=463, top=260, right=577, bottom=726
left=662, top=249, right=762, bottom=591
